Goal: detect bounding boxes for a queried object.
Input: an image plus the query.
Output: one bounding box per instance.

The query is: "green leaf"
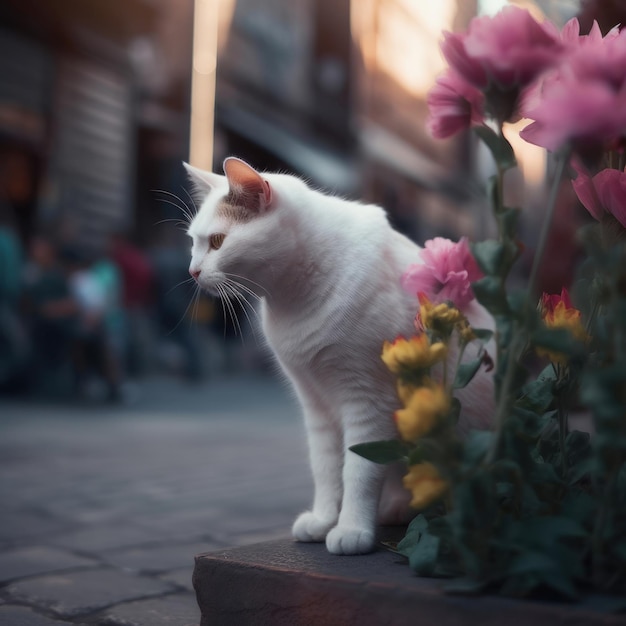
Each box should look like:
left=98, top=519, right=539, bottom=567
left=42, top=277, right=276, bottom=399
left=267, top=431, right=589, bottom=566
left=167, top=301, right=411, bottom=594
left=518, top=375, right=555, bottom=413
left=475, top=125, right=517, bottom=171
left=463, top=430, right=493, bottom=464
left=523, top=516, right=588, bottom=541
left=507, top=551, right=559, bottom=576
left=472, top=276, right=509, bottom=315
left=349, top=440, right=409, bottom=464
left=471, top=240, right=506, bottom=276
left=567, top=457, right=594, bottom=485
left=472, top=328, right=494, bottom=343
left=497, top=207, right=521, bottom=239
left=454, top=358, right=484, bottom=389
left=531, top=327, right=581, bottom=357
left=565, top=430, right=592, bottom=467
left=506, top=289, right=527, bottom=318
left=529, top=461, right=563, bottom=485
left=408, top=531, right=440, bottom=576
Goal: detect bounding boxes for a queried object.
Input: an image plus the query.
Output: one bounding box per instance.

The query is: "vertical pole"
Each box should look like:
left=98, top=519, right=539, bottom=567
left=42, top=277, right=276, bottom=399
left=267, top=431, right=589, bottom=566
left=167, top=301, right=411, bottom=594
left=189, top=0, right=218, bottom=169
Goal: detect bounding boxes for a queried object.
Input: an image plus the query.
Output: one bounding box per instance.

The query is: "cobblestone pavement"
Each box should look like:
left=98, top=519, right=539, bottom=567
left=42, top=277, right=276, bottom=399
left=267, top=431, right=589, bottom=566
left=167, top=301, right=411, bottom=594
left=0, top=375, right=312, bottom=625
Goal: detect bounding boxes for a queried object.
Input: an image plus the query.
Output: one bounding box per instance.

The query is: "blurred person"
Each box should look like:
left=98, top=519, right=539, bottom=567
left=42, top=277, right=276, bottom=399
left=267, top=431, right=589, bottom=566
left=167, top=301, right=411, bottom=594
left=108, top=233, right=155, bottom=376
left=62, top=247, right=123, bottom=402
left=0, top=206, right=28, bottom=391
left=22, top=235, right=78, bottom=395
left=151, top=225, right=203, bottom=381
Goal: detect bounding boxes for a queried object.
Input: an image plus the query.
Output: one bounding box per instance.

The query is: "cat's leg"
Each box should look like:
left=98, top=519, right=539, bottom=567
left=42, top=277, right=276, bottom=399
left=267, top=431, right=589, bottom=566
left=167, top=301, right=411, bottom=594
left=292, top=400, right=343, bottom=543
left=378, top=461, right=414, bottom=525
left=325, top=416, right=391, bottom=555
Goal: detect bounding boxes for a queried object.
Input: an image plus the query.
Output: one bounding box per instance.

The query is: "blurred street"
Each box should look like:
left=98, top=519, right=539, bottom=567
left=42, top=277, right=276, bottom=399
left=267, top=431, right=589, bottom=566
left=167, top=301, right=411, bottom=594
left=0, top=374, right=311, bottom=625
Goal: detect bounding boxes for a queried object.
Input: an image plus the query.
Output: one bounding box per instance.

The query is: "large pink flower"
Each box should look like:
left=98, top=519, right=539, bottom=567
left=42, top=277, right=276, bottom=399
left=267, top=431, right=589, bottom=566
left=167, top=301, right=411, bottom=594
left=426, top=70, right=484, bottom=139
left=461, top=6, right=562, bottom=89
left=520, top=80, right=626, bottom=152
left=520, top=24, right=626, bottom=153
left=401, top=238, right=483, bottom=309
left=571, top=162, right=626, bottom=228
left=441, top=6, right=561, bottom=90
left=435, top=6, right=562, bottom=127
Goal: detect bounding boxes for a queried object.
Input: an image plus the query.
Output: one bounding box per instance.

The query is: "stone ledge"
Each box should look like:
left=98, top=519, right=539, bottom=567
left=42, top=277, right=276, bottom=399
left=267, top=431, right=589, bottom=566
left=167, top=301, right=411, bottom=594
left=194, top=536, right=625, bottom=626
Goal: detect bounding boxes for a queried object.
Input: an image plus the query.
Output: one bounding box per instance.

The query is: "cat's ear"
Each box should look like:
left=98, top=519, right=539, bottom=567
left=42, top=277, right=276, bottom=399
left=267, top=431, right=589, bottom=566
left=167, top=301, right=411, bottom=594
left=223, top=157, right=272, bottom=213
left=183, top=162, right=225, bottom=198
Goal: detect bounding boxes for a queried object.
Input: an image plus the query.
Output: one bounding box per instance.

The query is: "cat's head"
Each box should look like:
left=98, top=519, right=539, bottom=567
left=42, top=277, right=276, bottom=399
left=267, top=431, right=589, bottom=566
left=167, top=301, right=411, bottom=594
left=185, top=157, right=297, bottom=297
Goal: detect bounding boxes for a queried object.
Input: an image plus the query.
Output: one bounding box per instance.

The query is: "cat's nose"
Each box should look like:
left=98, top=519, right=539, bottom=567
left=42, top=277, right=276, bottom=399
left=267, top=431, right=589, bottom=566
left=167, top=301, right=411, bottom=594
left=189, top=268, right=200, bottom=281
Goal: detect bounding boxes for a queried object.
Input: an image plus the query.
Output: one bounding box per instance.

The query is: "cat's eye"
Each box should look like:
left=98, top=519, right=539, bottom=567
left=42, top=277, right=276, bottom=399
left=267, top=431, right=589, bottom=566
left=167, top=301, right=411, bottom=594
left=209, top=233, right=226, bottom=250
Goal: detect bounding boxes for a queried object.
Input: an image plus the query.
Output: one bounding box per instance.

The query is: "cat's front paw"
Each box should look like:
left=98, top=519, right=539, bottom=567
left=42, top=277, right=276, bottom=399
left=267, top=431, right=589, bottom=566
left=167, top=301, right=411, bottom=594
left=292, top=511, right=337, bottom=542
left=325, top=525, right=375, bottom=555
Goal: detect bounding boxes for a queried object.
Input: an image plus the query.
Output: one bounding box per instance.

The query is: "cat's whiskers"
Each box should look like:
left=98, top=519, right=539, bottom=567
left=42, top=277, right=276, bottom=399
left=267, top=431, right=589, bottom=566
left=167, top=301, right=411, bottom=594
left=217, top=283, right=244, bottom=342
left=168, top=280, right=200, bottom=336
left=182, top=186, right=199, bottom=217
left=222, top=279, right=262, bottom=345
left=153, top=217, right=192, bottom=232
left=152, top=189, right=195, bottom=225
left=217, top=285, right=232, bottom=339
left=165, top=276, right=196, bottom=297
left=223, top=272, right=268, bottom=298
left=223, top=277, right=263, bottom=304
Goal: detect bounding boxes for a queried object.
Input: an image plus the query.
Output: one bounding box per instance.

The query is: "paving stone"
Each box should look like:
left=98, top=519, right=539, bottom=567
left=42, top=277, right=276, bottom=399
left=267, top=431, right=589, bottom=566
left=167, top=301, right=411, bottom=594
left=104, top=542, right=216, bottom=575
left=0, top=546, right=98, bottom=583
left=158, top=568, right=194, bottom=592
left=0, top=604, right=76, bottom=625
left=50, top=524, right=169, bottom=556
left=98, top=591, right=199, bottom=626
left=0, top=510, right=75, bottom=544
left=6, top=568, right=175, bottom=619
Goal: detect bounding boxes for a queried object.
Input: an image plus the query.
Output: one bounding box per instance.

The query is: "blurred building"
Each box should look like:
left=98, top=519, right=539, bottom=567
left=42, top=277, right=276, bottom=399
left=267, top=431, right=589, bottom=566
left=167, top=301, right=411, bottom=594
left=0, top=0, right=193, bottom=249
left=214, top=0, right=480, bottom=243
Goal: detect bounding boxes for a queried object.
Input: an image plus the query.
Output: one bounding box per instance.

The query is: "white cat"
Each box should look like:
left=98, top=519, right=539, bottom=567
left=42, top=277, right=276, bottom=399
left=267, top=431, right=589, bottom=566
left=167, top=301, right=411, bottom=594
left=186, top=157, right=495, bottom=555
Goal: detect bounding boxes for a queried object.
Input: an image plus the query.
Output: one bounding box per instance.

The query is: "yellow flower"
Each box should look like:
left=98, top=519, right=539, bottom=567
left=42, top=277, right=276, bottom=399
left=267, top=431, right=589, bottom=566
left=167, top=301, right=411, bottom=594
left=538, top=288, right=588, bottom=365
left=403, top=462, right=448, bottom=509
left=396, top=379, right=416, bottom=406
left=458, top=319, right=476, bottom=344
left=381, top=335, right=447, bottom=375
left=394, top=382, right=450, bottom=442
left=417, top=293, right=467, bottom=338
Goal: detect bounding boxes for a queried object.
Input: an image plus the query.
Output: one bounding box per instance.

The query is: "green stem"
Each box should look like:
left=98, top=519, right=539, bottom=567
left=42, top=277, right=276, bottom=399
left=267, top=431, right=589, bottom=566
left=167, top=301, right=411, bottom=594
left=556, top=368, right=569, bottom=476
left=527, top=153, right=569, bottom=301
left=487, top=152, right=570, bottom=464
left=592, top=467, right=618, bottom=588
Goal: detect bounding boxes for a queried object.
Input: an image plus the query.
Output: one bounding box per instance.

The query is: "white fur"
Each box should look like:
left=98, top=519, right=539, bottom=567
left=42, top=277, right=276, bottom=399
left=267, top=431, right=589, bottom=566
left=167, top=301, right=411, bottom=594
left=187, top=161, right=495, bottom=555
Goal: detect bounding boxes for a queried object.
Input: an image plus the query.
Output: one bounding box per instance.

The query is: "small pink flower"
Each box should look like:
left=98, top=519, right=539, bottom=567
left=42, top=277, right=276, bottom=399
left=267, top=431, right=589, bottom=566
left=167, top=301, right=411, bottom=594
left=401, top=238, right=483, bottom=309
left=572, top=162, right=626, bottom=228
left=426, top=70, right=484, bottom=139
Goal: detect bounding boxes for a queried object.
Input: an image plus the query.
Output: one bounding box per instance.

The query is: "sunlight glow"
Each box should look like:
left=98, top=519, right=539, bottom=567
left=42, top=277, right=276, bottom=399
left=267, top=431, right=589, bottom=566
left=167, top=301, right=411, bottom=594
left=352, top=0, right=456, bottom=98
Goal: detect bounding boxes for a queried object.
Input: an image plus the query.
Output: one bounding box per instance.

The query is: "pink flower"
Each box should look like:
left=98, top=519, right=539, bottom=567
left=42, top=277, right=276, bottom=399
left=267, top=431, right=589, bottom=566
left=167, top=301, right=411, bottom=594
left=435, top=6, right=562, bottom=126
left=520, top=25, right=626, bottom=154
left=401, top=238, right=483, bottom=309
left=426, top=70, right=484, bottom=139
left=520, top=80, right=626, bottom=152
left=440, top=31, right=488, bottom=89
left=559, top=18, right=619, bottom=48
left=461, top=6, right=562, bottom=89
left=571, top=162, right=626, bottom=228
